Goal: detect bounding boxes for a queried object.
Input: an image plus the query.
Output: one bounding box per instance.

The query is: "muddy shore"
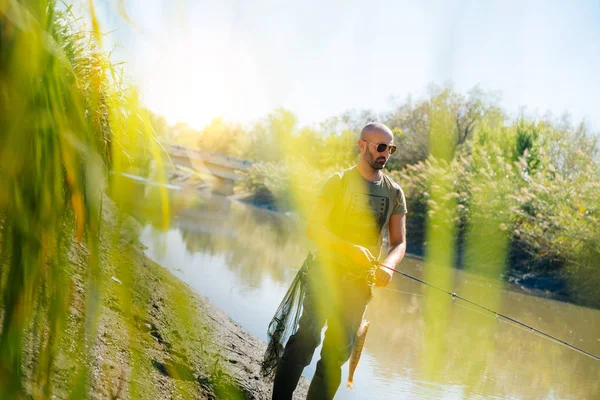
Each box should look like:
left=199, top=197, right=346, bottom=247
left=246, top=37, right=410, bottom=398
left=17, top=197, right=308, bottom=399
left=98, top=201, right=310, bottom=399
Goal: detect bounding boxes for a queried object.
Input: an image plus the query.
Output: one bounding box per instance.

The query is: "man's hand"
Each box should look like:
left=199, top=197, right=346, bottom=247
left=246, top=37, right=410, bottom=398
left=374, top=265, right=393, bottom=287
left=348, top=245, right=375, bottom=268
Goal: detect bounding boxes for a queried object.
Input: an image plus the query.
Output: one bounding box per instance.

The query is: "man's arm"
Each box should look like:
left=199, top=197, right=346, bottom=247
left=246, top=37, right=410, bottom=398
left=375, top=213, right=407, bottom=286
left=306, top=196, right=375, bottom=268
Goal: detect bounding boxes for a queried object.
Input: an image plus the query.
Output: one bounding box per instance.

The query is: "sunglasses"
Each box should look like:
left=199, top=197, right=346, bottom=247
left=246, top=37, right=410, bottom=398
left=362, top=140, right=397, bottom=155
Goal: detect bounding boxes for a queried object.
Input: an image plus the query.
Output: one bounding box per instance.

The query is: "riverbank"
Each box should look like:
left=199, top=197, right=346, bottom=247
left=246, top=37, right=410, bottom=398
left=16, top=197, right=308, bottom=399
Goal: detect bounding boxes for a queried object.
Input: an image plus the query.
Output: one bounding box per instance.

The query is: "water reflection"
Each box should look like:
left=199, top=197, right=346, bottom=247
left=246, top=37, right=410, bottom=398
left=174, top=196, right=310, bottom=286
left=369, top=287, right=600, bottom=399
left=140, top=193, right=600, bottom=400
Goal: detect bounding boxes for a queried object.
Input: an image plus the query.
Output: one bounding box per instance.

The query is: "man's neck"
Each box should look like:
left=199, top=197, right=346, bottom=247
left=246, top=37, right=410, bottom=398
left=356, top=161, right=383, bottom=182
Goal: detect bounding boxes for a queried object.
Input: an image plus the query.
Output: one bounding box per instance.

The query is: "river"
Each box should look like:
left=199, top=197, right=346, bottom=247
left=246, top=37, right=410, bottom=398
left=138, top=191, right=600, bottom=400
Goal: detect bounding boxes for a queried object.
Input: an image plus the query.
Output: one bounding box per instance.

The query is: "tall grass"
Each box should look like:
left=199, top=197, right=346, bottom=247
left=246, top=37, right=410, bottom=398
left=0, top=1, right=168, bottom=396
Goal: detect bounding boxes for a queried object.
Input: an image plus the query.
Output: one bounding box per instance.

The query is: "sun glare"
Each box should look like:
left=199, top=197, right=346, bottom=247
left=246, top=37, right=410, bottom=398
left=140, top=33, right=271, bottom=128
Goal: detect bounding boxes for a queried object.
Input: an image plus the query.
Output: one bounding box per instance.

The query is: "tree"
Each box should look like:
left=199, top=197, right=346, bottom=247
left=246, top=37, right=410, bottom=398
left=198, top=117, right=245, bottom=156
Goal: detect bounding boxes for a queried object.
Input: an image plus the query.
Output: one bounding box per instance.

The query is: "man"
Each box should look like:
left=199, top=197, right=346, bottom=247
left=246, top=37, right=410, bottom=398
left=271, top=122, right=408, bottom=399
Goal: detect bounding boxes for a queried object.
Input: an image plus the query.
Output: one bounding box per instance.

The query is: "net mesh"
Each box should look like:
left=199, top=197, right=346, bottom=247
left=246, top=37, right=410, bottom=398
left=260, top=252, right=314, bottom=379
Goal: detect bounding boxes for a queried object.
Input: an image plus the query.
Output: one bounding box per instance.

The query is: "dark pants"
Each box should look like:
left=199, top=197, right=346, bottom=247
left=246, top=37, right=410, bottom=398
left=272, top=261, right=373, bottom=400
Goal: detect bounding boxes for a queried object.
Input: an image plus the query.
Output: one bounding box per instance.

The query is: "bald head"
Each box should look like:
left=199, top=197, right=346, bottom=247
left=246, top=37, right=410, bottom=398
left=358, top=122, right=395, bottom=171
left=360, top=122, right=393, bottom=141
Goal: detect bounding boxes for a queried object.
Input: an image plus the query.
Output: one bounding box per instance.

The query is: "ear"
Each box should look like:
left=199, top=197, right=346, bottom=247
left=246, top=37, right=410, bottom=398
left=357, top=139, right=365, bottom=152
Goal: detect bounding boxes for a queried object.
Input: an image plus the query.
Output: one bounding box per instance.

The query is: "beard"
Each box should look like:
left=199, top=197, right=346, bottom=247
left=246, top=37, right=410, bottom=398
left=367, top=152, right=387, bottom=170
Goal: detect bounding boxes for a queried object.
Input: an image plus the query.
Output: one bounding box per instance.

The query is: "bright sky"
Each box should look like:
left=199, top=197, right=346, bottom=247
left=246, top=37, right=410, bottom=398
left=88, top=0, right=599, bottom=130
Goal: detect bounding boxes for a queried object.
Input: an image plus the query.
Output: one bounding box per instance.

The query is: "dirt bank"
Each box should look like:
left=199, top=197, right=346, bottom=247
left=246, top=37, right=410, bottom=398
left=17, top=197, right=308, bottom=399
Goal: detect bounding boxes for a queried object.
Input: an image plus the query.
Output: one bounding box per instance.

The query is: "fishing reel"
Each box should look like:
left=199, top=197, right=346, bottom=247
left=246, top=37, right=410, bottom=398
left=366, top=260, right=384, bottom=286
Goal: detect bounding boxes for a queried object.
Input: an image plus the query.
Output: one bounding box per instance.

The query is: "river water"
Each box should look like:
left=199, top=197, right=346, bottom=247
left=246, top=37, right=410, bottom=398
left=139, top=191, right=600, bottom=400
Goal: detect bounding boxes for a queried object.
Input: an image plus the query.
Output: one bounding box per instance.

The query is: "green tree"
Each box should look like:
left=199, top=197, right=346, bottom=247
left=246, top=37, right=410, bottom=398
left=198, top=117, right=245, bottom=156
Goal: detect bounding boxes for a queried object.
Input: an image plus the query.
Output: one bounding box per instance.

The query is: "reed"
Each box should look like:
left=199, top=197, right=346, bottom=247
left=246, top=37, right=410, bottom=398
left=0, top=1, right=169, bottom=396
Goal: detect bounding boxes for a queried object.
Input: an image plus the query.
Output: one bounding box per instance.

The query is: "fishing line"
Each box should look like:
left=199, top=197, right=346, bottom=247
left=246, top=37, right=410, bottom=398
left=377, top=262, right=600, bottom=361
left=381, top=287, right=424, bottom=297
left=453, top=299, right=559, bottom=341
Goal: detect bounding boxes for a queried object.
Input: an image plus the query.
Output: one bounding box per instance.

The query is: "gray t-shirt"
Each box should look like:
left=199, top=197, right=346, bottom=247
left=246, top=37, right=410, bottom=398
left=317, top=166, right=407, bottom=267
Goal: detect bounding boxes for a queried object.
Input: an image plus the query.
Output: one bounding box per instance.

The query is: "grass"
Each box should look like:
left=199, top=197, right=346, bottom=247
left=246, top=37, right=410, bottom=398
left=0, top=1, right=175, bottom=396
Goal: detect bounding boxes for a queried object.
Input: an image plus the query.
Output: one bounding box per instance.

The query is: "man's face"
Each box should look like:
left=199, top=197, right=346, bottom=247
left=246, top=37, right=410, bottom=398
left=360, top=129, right=395, bottom=170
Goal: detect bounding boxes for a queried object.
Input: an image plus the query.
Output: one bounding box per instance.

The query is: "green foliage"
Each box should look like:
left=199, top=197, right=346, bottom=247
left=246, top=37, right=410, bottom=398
left=198, top=118, right=246, bottom=156
left=0, top=1, right=168, bottom=396
left=169, top=108, right=359, bottom=171
left=514, top=119, right=541, bottom=172
left=393, top=116, right=600, bottom=305
left=383, top=85, right=505, bottom=167
left=241, top=161, right=338, bottom=214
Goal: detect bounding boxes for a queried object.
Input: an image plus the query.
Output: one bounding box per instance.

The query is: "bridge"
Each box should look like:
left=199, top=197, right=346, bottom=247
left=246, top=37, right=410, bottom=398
left=165, top=144, right=254, bottom=195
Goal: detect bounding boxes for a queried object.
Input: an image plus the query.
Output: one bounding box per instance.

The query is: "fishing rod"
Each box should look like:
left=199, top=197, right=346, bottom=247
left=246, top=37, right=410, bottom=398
left=375, top=262, right=600, bottom=362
